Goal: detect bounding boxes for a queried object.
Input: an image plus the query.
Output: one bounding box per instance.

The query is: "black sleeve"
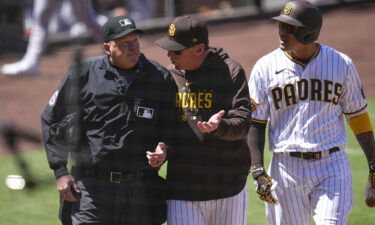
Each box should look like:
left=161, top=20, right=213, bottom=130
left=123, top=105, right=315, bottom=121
left=247, top=121, right=267, bottom=168
left=212, top=67, right=252, bottom=140
left=41, top=63, right=82, bottom=178
left=158, top=71, right=179, bottom=158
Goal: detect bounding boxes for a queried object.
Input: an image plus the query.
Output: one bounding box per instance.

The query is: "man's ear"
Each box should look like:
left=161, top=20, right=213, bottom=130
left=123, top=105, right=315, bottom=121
left=196, top=44, right=205, bottom=55
left=103, top=42, right=110, bottom=55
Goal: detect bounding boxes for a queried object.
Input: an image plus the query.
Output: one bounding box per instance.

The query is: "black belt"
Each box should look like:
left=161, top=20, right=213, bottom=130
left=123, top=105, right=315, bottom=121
left=289, top=147, right=340, bottom=160
left=74, top=166, right=144, bottom=184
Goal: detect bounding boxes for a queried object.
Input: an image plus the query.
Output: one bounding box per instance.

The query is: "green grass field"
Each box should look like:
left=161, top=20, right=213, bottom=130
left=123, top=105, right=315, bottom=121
left=1, top=99, right=374, bottom=225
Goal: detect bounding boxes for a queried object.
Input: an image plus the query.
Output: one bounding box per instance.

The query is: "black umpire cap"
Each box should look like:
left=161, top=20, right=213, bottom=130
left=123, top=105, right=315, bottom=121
left=155, top=16, right=209, bottom=51
left=102, top=16, right=143, bottom=43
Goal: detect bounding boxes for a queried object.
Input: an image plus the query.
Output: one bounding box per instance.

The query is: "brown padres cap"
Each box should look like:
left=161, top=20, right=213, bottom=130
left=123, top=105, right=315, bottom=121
left=155, top=16, right=209, bottom=51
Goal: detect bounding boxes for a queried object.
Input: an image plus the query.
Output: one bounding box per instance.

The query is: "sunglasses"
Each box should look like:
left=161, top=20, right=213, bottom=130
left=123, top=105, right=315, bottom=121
left=172, top=50, right=182, bottom=55
left=170, top=44, right=204, bottom=55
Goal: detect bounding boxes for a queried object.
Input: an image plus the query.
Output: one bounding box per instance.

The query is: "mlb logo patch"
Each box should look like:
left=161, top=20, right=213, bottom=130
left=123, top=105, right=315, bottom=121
left=119, top=19, right=132, bottom=26
left=136, top=106, right=154, bottom=119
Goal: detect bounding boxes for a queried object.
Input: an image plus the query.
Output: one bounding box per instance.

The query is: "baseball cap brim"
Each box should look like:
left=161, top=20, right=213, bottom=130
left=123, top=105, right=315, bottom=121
left=112, top=28, right=144, bottom=40
left=155, top=36, right=187, bottom=51
left=271, top=15, right=305, bottom=27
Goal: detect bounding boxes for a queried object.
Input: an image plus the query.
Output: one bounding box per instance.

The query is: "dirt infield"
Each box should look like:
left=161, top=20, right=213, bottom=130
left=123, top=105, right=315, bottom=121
left=0, top=2, right=374, bottom=154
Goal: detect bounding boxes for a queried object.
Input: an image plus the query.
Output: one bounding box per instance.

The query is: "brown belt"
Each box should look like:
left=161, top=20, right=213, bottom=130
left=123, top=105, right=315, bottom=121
left=289, top=147, right=340, bottom=160
left=74, top=166, right=144, bottom=183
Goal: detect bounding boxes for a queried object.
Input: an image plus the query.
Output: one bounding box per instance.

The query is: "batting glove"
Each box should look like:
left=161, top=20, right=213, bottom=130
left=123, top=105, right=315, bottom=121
left=365, top=161, right=375, bottom=207
left=251, top=166, right=278, bottom=205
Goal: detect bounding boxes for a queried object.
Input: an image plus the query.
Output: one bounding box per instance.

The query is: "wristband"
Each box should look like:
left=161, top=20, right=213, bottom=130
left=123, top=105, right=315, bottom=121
left=369, top=161, right=375, bottom=172
left=251, top=166, right=265, bottom=179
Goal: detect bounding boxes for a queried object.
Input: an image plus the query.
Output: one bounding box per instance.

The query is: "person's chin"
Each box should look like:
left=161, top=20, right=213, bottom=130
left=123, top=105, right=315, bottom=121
left=171, top=61, right=179, bottom=69
left=128, top=55, right=139, bottom=63
left=174, top=64, right=183, bottom=70
left=279, top=40, right=287, bottom=51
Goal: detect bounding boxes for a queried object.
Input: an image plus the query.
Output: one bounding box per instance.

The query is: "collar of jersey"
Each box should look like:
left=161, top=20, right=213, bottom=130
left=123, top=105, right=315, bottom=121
left=284, top=44, right=321, bottom=68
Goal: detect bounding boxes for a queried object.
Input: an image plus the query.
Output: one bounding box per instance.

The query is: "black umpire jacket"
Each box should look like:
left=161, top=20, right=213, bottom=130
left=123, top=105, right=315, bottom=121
left=41, top=54, right=177, bottom=179
left=166, top=47, right=252, bottom=201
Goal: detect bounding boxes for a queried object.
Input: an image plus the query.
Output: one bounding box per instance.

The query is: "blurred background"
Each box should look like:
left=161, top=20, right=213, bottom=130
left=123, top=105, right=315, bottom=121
left=0, top=0, right=359, bottom=59
left=0, top=0, right=374, bottom=224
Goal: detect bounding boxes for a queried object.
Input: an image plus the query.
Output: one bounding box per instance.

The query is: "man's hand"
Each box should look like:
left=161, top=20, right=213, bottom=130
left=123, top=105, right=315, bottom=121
left=252, top=167, right=278, bottom=205
left=365, top=162, right=375, bottom=207
left=56, top=175, right=79, bottom=202
left=146, top=142, right=167, bottom=168
left=197, top=110, right=225, bottom=133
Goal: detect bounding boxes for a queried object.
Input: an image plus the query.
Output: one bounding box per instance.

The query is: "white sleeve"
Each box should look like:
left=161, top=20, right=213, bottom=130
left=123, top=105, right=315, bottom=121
left=339, top=59, right=367, bottom=117
left=248, top=60, right=269, bottom=123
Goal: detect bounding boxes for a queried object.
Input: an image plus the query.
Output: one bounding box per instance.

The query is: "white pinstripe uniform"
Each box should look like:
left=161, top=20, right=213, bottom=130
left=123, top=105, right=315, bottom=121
left=26, top=0, right=102, bottom=62
left=248, top=44, right=368, bottom=225
left=167, top=187, right=248, bottom=225
left=1, top=0, right=101, bottom=76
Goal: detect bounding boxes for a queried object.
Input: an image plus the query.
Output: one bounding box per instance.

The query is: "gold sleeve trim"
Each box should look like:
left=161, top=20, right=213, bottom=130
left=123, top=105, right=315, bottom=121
left=251, top=119, right=268, bottom=124
left=344, top=104, right=368, bottom=116
left=349, top=112, right=373, bottom=135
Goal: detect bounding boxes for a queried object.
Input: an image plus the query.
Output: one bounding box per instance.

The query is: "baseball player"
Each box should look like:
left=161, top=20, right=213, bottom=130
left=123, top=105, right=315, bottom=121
left=247, top=1, right=375, bottom=225
left=155, top=16, right=251, bottom=225
left=1, top=0, right=102, bottom=77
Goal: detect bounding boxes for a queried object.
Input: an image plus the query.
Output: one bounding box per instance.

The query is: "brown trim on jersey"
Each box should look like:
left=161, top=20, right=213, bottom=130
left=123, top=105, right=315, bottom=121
left=284, top=44, right=321, bottom=68
left=344, top=104, right=368, bottom=116
left=251, top=118, right=268, bottom=124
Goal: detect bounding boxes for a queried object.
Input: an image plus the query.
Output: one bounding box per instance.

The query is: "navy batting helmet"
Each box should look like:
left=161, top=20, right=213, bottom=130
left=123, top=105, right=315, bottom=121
left=272, top=1, right=322, bottom=44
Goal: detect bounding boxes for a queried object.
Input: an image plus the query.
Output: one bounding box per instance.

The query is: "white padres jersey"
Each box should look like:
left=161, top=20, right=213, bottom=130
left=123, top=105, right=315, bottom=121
left=248, top=44, right=367, bottom=152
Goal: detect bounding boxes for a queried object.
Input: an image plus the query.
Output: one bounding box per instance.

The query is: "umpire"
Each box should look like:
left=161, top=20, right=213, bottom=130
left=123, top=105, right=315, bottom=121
left=41, top=16, right=176, bottom=225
